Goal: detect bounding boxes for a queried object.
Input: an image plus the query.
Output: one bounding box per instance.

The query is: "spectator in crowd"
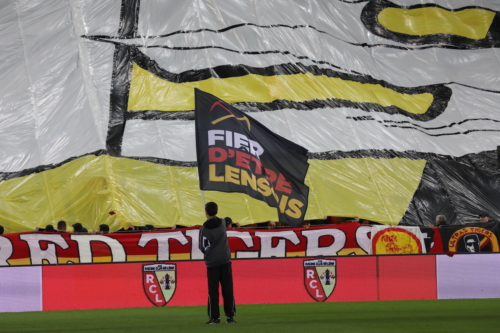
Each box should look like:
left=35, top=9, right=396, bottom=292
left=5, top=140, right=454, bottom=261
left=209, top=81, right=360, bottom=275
left=57, top=220, right=67, bottom=232
left=0, top=225, right=3, bottom=235
left=99, top=224, right=110, bottom=234
left=309, top=217, right=328, bottom=226
left=45, top=225, right=56, bottom=232
left=479, top=212, right=490, bottom=223
left=225, top=217, right=240, bottom=228
left=115, top=223, right=136, bottom=232
left=435, top=215, right=447, bottom=227
left=429, top=215, right=447, bottom=227
left=115, top=222, right=153, bottom=232
left=72, top=223, right=88, bottom=233
left=347, top=216, right=360, bottom=223
left=253, top=221, right=270, bottom=229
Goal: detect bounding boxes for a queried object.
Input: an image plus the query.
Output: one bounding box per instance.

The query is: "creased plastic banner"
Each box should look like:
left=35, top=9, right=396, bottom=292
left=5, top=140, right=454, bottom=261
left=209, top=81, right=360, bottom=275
left=0, top=224, right=449, bottom=267
left=4, top=0, right=500, bottom=233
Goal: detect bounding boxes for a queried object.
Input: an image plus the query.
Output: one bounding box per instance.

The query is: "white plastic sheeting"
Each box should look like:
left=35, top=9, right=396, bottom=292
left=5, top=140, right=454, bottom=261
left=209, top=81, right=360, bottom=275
left=2, top=0, right=500, bottom=232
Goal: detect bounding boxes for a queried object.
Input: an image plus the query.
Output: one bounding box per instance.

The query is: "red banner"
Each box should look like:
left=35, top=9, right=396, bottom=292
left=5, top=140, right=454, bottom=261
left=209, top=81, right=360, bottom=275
left=0, top=223, right=443, bottom=266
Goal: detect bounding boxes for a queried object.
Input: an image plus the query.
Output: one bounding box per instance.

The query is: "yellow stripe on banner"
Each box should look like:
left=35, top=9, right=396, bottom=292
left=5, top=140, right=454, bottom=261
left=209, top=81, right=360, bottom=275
left=57, top=257, right=80, bottom=264
left=170, top=253, right=191, bottom=260
left=127, top=255, right=158, bottom=262
left=378, top=7, right=495, bottom=39
left=0, top=155, right=426, bottom=232
left=92, top=256, right=112, bottom=263
left=7, top=258, right=32, bottom=266
left=128, top=64, right=434, bottom=115
left=127, top=254, right=191, bottom=262
left=287, top=251, right=306, bottom=257
left=338, top=248, right=368, bottom=256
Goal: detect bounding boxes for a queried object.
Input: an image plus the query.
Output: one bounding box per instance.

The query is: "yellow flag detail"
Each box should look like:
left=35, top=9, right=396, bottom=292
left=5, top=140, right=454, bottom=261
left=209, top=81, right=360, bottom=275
left=128, top=63, right=434, bottom=115
left=378, top=7, right=495, bottom=39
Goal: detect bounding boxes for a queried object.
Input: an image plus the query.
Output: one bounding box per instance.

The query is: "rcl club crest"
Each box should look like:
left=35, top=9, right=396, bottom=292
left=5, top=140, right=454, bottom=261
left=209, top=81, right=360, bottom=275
left=304, top=259, right=337, bottom=302
left=143, top=263, right=177, bottom=306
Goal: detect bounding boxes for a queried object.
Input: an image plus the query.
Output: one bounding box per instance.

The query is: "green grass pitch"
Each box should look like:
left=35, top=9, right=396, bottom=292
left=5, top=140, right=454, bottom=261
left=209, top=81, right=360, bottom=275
left=0, top=299, right=499, bottom=332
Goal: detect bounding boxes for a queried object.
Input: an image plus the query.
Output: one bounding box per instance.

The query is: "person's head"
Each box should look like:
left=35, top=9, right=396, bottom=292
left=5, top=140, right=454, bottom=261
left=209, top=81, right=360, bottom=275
left=72, top=223, right=83, bottom=233
left=99, top=224, right=110, bottom=234
left=435, top=215, right=447, bottom=226
left=464, top=234, right=480, bottom=253
left=145, top=224, right=154, bottom=231
left=45, top=225, right=55, bottom=232
left=0, top=225, right=4, bottom=235
left=57, top=220, right=67, bottom=231
left=225, top=217, right=233, bottom=227
left=205, top=202, right=218, bottom=218
left=479, top=213, right=490, bottom=223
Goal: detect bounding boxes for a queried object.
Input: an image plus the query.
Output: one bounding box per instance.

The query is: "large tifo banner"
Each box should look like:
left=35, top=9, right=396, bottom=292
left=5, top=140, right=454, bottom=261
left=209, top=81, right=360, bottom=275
left=7, top=0, right=500, bottom=234
left=0, top=224, right=456, bottom=266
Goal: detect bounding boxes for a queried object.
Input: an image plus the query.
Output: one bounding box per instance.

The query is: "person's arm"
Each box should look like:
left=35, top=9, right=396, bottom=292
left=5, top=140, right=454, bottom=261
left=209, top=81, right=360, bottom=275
left=198, top=227, right=205, bottom=254
left=199, top=227, right=212, bottom=254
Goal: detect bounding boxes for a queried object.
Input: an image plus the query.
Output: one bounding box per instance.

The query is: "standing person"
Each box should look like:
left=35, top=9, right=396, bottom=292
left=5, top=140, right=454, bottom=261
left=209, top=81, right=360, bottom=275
left=199, top=202, right=236, bottom=324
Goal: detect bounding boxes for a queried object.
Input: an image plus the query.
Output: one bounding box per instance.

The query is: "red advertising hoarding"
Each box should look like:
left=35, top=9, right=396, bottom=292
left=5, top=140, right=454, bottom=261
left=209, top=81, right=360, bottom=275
left=41, top=254, right=439, bottom=311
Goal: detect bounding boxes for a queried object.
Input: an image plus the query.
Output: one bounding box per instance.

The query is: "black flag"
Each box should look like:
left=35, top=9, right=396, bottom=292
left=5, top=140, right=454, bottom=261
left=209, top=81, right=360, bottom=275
left=195, top=89, right=310, bottom=227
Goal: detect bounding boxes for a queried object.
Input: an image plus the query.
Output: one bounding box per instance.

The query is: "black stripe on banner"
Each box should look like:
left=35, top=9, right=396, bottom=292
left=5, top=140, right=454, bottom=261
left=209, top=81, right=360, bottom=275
left=85, top=36, right=365, bottom=76
left=107, top=45, right=133, bottom=156
left=382, top=127, right=500, bottom=137
left=87, top=38, right=500, bottom=96
left=106, top=0, right=141, bottom=156
left=0, top=150, right=106, bottom=182
left=118, top=0, right=141, bottom=38
left=1, top=148, right=497, bottom=182
left=346, top=116, right=500, bottom=137
left=380, top=118, right=500, bottom=131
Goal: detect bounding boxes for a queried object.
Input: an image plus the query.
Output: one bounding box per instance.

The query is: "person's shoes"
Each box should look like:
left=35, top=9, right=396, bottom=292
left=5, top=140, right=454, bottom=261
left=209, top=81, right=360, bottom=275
left=205, top=318, right=220, bottom=324
left=226, top=317, right=236, bottom=324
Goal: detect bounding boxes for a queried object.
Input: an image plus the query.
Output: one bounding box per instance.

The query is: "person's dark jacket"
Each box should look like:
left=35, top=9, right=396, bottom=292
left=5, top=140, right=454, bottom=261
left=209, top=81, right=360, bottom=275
left=199, top=217, right=231, bottom=268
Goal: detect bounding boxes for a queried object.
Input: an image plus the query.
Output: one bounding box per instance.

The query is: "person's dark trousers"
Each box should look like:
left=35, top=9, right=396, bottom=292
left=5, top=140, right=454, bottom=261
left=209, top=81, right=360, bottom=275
left=207, top=262, right=236, bottom=319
